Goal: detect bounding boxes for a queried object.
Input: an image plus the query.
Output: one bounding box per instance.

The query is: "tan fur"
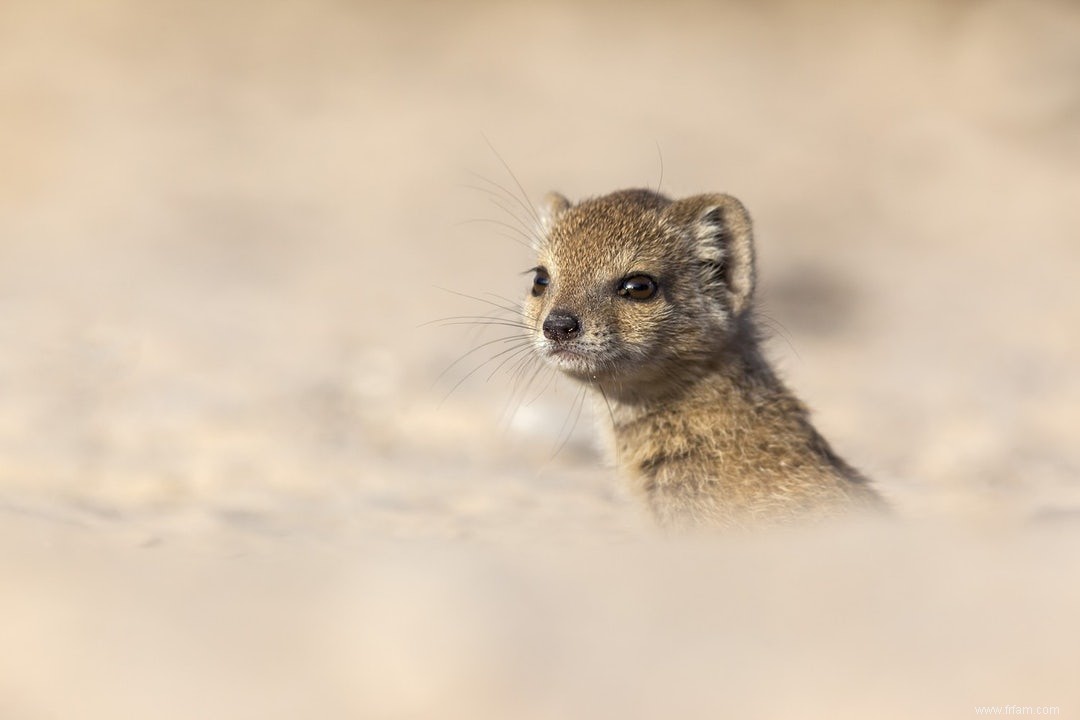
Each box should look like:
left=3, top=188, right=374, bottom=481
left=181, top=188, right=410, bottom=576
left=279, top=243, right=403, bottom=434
left=524, top=188, right=883, bottom=529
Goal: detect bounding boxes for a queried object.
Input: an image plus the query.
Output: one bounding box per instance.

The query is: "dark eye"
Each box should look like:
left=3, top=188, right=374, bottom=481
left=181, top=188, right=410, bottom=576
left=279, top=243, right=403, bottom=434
left=617, top=274, right=658, bottom=301
left=531, top=268, right=550, bottom=297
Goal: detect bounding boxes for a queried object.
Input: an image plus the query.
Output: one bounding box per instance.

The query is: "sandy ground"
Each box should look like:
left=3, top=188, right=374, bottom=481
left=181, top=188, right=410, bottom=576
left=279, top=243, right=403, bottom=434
left=2, top=0, right=1080, bottom=717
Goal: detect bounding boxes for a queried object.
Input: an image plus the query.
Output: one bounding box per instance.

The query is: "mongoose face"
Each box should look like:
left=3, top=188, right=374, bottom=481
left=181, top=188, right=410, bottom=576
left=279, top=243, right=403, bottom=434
left=524, top=189, right=757, bottom=399
left=519, top=188, right=882, bottom=526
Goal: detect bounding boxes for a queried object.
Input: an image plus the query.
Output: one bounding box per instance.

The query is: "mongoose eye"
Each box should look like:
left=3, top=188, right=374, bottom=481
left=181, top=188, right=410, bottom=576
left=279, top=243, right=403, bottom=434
left=617, top=274, right=658, bottom=301
left=531, top=268, right=550, bottom=297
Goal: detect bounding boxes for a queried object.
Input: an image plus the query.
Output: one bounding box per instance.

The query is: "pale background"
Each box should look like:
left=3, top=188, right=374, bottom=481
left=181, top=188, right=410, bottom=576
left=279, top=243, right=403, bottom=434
left=2, top=1, right=1079, bottom=718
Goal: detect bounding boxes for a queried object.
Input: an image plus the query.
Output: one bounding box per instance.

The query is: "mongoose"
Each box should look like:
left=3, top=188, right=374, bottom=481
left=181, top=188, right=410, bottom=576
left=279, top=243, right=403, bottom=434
left=523, top=188, right=883, bottom=529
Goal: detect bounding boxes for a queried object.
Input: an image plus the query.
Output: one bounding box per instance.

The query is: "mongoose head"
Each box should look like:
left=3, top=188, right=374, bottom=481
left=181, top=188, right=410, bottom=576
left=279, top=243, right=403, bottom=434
left=524, top=188, right=757, bottom=400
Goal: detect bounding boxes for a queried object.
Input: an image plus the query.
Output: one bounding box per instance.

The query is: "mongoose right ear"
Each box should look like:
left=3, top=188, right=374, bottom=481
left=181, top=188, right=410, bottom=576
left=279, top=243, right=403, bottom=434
left=539, top=192, right=571, bottom=233
left=666, top=194, right=756, bottom=316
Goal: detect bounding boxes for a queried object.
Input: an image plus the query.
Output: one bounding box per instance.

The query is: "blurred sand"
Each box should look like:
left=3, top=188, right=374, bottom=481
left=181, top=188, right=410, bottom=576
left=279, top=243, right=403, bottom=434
left=2, top=0, right=1079, bottom=717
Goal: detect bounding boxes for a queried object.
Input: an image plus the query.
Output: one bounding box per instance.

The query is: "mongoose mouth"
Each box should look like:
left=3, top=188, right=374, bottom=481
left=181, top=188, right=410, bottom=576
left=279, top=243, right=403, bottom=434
left=544, top=345, right=606, bottom=380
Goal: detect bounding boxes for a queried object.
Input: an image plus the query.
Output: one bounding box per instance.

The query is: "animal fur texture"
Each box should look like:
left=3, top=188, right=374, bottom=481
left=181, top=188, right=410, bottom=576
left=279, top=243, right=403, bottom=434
left=523, top=189, right=883, bottom=528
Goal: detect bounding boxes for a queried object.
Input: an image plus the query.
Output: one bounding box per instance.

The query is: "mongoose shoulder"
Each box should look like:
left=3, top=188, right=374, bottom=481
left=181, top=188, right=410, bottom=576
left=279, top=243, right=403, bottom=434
left=522, top=188, right=883, bottom=529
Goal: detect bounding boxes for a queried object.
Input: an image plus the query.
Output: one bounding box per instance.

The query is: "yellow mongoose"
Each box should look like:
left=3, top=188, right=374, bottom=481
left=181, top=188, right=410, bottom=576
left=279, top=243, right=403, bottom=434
left=524, top=189, right=883, bottom=528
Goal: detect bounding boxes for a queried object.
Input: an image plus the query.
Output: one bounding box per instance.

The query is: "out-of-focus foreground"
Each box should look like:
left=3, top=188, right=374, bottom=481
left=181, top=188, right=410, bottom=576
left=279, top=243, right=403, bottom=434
left=1, top=1, right=1079, bottom=718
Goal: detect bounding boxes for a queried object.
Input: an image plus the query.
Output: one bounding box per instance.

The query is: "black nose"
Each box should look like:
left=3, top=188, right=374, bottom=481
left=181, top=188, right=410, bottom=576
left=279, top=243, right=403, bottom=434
left=543, top=310, right=581, bottom=342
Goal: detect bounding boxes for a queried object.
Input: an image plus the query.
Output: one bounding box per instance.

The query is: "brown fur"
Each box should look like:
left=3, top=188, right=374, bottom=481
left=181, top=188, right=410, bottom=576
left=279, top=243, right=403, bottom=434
left=524, top=188, right=882, bottom=529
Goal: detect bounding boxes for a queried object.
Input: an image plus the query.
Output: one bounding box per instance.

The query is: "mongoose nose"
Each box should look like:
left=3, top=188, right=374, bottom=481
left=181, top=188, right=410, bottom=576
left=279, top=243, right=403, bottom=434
left=543, top=310, right=581, bottom=342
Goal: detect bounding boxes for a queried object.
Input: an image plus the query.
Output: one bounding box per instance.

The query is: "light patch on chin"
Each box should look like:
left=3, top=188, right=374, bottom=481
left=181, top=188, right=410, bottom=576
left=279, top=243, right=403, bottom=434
left=542, top=345, right=601, bottom=378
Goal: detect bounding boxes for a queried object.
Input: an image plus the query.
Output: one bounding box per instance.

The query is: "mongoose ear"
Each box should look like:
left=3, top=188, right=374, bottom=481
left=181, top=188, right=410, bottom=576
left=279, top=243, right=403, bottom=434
left=666, top=193, right=756, bottom=316
left=539, top=192, right=571, bottom=233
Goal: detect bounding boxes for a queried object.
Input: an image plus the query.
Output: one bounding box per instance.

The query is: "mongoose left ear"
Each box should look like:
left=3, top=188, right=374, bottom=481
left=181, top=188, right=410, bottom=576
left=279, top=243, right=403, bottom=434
left=665, top=194, right=756, bottom=316
left=539, top=192, right=571, bottom=233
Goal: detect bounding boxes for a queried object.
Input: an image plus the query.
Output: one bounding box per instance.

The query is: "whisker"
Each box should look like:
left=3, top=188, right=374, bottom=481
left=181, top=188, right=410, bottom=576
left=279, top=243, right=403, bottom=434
left=653, top=140, right=665, bottom=194
left=551, top=385, right=588, bottom=459
left=454, top=217, right=534, bottom=250
left=421, top=311, right=523, bottom=324
left=435, top=286, right=527, bottom=318
left=435, top=334, right=531, bottom=386
left=464, top=172, right=535, bottom=224
left=441, top=339, right=535, bottom=403
left=477, top=136, right=543, bottom=227
left=526, top=364, right=557, bottom=405
left=507, top=347, right=548, bottom=403
left=425, top=318, right=533, bottom=331
left=499, top=354, right=546, bottom=427
left=486, top=343, right=535, bottom=383
left=596, top=381, right=619, bottom=466
left=500, top=344, right=544, bottom=420
left=483, top=292, right=523, bottom=312
left=459, top=182, right=538, bottom=239
left=487, top=198, right=540, bottom=242
left=757, top=311, right=801, bottom=361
